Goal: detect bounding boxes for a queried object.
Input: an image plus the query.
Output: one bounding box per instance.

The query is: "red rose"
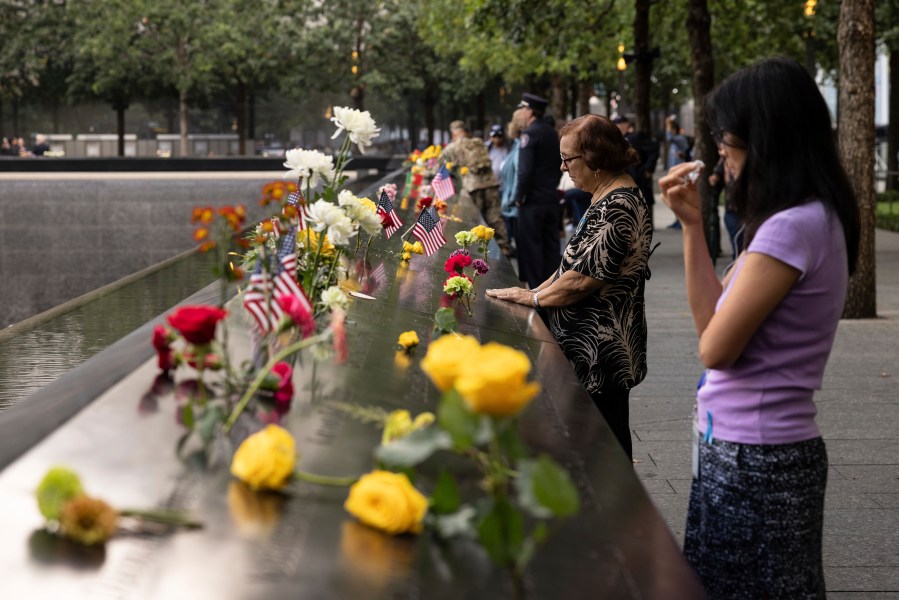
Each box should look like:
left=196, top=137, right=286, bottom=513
left=167, top=305, right=227, bottom=345
left=185, top=352, right=223, bottom=371
left=276, top=294, right=315, bottom=338
left=271, top=361, right=294, bottom=411
left=152, top=325, right=178, bottom=371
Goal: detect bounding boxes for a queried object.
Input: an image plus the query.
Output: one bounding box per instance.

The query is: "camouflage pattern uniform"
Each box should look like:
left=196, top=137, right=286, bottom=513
left=442, top=137, right=512, bottom=256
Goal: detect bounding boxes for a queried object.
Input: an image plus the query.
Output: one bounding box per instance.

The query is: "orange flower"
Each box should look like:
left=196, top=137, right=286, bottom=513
left=193, top=227, right=209, bottom=242
left=199, top=207, right=214, bottom=224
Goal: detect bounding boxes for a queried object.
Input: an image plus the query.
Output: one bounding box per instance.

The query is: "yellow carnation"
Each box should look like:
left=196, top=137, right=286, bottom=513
left=445, top=161, right=454, bottom=170
left=344, top=470, right=428, bottom=535
left=397, top=330, right=420, bottom=350
left=230, top=425, right=297, bottom=490
left=454, top=343, right=541, bottom=417
left=419, top=334, right=481, bottom=391
left=411, top=241, right=424, bottom=255
left=460, top=167, right=469, bottom=175
left=471, top=225, right=495, bottom=241
left=59, top=495, right=119, bottom=546
left=401, top=252, right=412, bottom=261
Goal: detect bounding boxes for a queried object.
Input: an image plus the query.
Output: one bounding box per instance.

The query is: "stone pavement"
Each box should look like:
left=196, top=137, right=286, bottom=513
left=634, top=202, right=899, bottom=597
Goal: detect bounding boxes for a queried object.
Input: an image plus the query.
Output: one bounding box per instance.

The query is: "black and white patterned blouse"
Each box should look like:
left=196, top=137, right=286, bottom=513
left=547, top=186, right=653, bottom=395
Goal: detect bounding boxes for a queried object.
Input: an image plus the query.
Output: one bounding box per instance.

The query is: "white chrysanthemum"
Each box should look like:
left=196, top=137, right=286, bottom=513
left=330, top=106, right=380, bottom=154
left=337, top=190, right=381, bottom=236
left=357, top=211, right=383, bottom=236
left=305, top=199, right=347, bottom=231
left=326, top=217, right=356, bottom=246
left=320, top=286, right=349, bottom=311
left=283, top=148, right=336, bottom=187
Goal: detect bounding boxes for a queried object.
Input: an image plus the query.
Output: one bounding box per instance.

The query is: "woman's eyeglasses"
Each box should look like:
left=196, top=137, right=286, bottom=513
left=560, top=154, right=582, bottom=166
left=710, top=129, right=746, bottom=149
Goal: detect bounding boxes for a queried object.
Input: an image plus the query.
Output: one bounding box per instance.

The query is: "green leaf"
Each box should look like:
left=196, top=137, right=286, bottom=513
left=438, top=390, right=480, bottom=449
left=182, top=403, right=195, bottom=429
left=517, top=455, right=581, bottom=519
left=476, top=498, right=524, bottom=567
left=375, top=426, right=452, bottom=468
left=496, top=419, right=527, bottom=462
left=429, top=505, right=477, bottom=539
left=197, top=405, right=226, bottom=444
left=430, top=469, right=461, bottom=515
left=433, top=307, right=458, bottom=335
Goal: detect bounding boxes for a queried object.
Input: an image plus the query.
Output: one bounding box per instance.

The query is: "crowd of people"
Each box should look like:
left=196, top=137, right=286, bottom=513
left=1, top=134, right=50, bottom=157
left=475, top=57, right=857, bottom=599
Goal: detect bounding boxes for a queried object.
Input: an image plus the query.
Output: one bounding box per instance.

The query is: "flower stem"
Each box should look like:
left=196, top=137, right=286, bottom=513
left=294, top=469, right=356, bottom=487
left=224, top=332, right=330, bottom=433
left=119, top=508, right=203, bottom=529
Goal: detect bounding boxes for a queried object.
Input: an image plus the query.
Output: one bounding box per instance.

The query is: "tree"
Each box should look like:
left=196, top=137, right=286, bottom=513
left=134, top=0, right=230, bottom=156
left=839, top=0, right=877, bottom=318
left=418, top=0, right=623, bottom=124
left=68, top=0, right=152, bottom=156
left=686, top=0, right=719, bottom=260
left=877, top=2, right=899, bottom=191
left=0, top=0, right=71, bottom=137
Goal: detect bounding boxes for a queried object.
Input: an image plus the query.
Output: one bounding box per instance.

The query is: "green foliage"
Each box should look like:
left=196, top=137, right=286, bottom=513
left=433, top=307, right=458, bottom=335
left=375, top=424, right=452, bottom=467
left=476, top=497, right=524, bottom=567
left=437, top=389, right=481, bottom=449
left=430, top=469, right=461, bottom=515
left=36, top=467, right=84, bottom=521
left=517, top=455, right=580, bottom=519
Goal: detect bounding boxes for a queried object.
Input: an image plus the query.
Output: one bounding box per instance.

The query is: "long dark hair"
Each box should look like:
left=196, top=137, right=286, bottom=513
left=705, top=57, right=860, bottom=273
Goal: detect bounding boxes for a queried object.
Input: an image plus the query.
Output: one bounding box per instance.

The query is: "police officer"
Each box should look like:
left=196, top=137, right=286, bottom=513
left=513, top=93, right=562, bottom=288
left=442, top=120, right=512, bottom=257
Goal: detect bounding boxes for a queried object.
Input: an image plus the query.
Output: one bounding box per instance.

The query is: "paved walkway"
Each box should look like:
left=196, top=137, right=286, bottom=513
left=635, top=202, right=899, bottom=597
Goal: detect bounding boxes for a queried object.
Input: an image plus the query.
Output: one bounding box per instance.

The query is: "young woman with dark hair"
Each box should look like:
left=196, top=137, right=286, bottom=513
left=660, top=57, right=860, bottom=598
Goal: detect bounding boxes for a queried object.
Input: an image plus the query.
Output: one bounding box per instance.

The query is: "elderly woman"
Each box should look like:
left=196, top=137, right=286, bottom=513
left=487, top=114, right=654, bottom=460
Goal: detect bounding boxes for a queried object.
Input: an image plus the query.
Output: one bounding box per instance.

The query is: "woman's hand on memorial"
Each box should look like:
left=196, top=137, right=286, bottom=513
left=486, top=287, right=532, bottom=306
left=659, top=162, right=703, bottom=227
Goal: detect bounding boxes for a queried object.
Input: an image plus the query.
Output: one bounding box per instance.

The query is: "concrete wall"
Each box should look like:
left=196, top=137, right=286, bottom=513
left=0, top=174, right=282, bottom=329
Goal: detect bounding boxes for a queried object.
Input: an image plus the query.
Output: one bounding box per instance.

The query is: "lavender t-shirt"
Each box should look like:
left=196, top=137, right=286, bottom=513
left=697, top=200, right=848, bottom=444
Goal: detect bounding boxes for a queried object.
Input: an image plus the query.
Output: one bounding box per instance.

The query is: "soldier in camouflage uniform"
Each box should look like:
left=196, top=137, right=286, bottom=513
left=442, top=120, right=512, bottom=257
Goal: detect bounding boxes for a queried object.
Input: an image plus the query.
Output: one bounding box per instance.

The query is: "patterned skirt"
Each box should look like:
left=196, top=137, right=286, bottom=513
left=684, top=437, right=827, bottom=599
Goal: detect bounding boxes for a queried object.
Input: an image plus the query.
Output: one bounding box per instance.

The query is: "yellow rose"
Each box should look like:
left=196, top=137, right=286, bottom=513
left=445, top=161, right=454, bottom=170
left=397, top=330, right=419, bottom=351
left=230, top=425, right=297, bottom=490
left=381, top=409, right=435, bottom=445
left=419, top=334, right=481, bottom=391
left=454, top=343, right=541, bottom=417
left=460, top=167, right=469, bottom=175
left=411, top=241, right=424, bottom=255
left=344, top=470, right=428, bottom=535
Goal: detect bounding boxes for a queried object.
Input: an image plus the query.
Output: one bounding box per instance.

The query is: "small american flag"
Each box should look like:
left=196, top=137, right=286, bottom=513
left=243, top=226, right=312, bottom=333
left=376, top=190, right=402, bottom=238
left=431, top=165, right=455, bottom=201
left=287, top=190, right=309, bottom=231
left=412, top=207, right=446, bottom=256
